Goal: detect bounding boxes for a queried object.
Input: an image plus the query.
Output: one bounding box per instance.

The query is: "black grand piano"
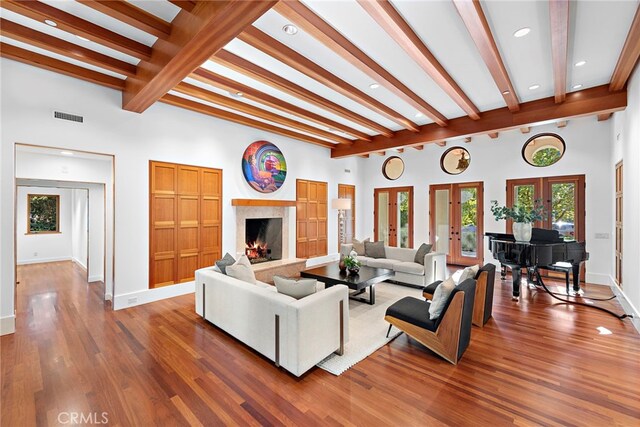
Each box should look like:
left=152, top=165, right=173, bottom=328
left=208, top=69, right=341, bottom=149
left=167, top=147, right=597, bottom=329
left=486, top=228, right=588, bottom=300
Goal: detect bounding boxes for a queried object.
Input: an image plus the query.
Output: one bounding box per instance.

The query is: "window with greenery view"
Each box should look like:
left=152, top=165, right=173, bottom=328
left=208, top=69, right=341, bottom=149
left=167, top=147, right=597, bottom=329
left=28, top=194, right=59, bottom=233
left=532, top=148, right=562, bottom=167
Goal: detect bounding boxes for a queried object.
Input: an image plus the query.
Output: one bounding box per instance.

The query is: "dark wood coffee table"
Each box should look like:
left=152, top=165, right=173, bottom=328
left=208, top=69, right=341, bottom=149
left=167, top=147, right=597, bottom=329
left=300, top=263, right=395, bottom=305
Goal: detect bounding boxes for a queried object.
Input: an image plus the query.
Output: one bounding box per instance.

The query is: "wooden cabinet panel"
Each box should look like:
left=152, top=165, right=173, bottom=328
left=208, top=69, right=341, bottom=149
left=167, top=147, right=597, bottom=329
left=150, top=161, right=222, bottom=288
left=296, top=179, right=327, bottom=259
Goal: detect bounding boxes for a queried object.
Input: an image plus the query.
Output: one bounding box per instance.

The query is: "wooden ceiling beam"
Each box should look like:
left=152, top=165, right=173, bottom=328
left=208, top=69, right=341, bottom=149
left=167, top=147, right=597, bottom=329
left=173, top=82, right=352, bottom=145
left=597, top=113, right=613, bottom=121
left=413, top=145, right=424, bottom=150
left=212, top=50, right=394, bottom=137
left=556, top=120, right=568, bottom=128
left=550, top=0, right=570, bottom=103
left=169, top=1, right=196, bottom=13
left=373, top=151, right=386, bottom=156
left=436, top=141, right=447, bottom=146
left=488, top=132, right=499, bottom=139
left=520, top=127, right=531, bottom=134
left=190, top=68, right=372, bottom=141
left=0, top=18, right=136, bottom=77
left=160, top=94, right=336, bottom=149
left=274, top=1, right=447, bottom=127
left=452, top=0, right=520, bottom=112
left=238, top=27, right=417, bottom=131
left=610, top=5, right=640, bottom=91
left=0, top=42, right=125, bottom=90
left=1, top=0, right=152, bottom=59
left=464, top=137, right=472, bottom=143
left=358, top=0, right=480, bottom=120
left=77, top=1, right=171, bottom=39
left=397, top=148, right=404, bottom=153
left=331, top=85, right=627, bottom=158
left=123, top=1, right=277, bottom=113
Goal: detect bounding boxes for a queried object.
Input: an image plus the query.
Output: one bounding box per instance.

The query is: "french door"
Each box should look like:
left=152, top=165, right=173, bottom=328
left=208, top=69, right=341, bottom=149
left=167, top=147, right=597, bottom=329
left=429, top=182, right=484, bottom=266
left=338, top=184, right=356, bottom=251
left=506, top=174, right=585, bottom=279
left=615, top=162, right=623, bottom=288
left=374, top=186, right=413, bottom=248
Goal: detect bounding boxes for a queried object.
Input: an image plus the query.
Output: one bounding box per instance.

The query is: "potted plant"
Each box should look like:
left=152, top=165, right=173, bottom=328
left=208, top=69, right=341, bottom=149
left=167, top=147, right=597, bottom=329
left=490, top=200, right=546, bottom=242
left=344, top=251, right=361, bottom=275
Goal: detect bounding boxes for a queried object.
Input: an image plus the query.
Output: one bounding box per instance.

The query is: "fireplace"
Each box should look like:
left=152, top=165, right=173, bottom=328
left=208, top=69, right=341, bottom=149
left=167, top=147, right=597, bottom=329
left=245, top=218, right=282, bottom=264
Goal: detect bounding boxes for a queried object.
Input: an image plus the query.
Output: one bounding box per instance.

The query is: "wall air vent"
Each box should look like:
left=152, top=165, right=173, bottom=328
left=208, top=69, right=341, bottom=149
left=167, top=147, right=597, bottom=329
left=53, top=111, right=83, bottom=123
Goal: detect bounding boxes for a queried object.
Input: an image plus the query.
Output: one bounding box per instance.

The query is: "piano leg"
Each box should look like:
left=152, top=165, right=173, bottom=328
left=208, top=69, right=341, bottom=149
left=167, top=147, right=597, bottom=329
left=572, top=264, right=581, bottom=293
left=511, top=266, right=521, bottom=300
left=500, top=265, right=507, bottom=280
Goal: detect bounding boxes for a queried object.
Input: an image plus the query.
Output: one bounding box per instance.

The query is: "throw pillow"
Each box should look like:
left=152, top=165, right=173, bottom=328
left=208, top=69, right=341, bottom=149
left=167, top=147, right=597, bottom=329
left=215, top=252, right=236, bottom=275
left=226, top=254, right=257, bottom=284
left=274, top=276, right=317, bottom=299
left=457, top=264, right=480, bottom=285
left=352, top=237, right=370, bottom=255
left=429, top=276, right=456, bottom=320
left=365, top=241, right=386, bottom=258
left=413, top=243, right=433, bottom=265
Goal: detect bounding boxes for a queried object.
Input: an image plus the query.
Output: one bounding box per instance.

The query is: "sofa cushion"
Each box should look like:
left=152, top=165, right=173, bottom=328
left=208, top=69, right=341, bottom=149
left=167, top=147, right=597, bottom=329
left=215, top=252, right=236, bottom=275
left=356, top=255, right=373, bottom=266
left=365, top=241, right=386, bottom=258
left=393, top=261, right=424, bottom=275
left=274, top=276, right=317, bottom=299
left=352, top=238, right=370, bottom=255
left=385, top=297, right=437, bottom=332
left=414, top=243, right=433, bottom=265
left=367, top=258, right=396, bottom=269
left=384, top=246, right=417, bottom=262
left=226, top=255, right=256, bottom=284
left=429, top=276, right=456, bottom=320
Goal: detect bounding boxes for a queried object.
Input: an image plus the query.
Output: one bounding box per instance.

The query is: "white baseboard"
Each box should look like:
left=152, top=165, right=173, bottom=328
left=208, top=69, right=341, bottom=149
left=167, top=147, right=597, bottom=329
left=608, top=275, right=640, bottom=333
left=105, top=293, right=113, bottom=301
left=72, top=257, right=87, bottom=271
left=306, top=253, right=340, bottom=268
left=88, top=275, right=104, bottom=283
left=0, top=315, right=15, bottom=335
left=113, top=281, right=195, bottom=310
left=585, top=272, right=611, bottom=286
left=17, top=256, right=72, bottom=265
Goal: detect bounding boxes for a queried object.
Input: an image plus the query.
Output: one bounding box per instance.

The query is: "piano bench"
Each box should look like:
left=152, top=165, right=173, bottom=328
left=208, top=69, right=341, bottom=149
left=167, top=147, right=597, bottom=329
left=539, top=262, right=573, bottom=294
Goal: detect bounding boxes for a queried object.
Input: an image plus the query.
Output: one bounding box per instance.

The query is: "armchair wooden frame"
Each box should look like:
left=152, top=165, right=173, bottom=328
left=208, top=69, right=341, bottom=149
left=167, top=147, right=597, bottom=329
left=385, top=291, right=464, bottom=364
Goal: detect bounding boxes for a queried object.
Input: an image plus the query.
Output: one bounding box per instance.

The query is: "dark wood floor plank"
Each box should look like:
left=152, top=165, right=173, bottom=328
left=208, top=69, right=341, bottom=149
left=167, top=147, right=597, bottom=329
left=3, top=261, right=639, bottom=426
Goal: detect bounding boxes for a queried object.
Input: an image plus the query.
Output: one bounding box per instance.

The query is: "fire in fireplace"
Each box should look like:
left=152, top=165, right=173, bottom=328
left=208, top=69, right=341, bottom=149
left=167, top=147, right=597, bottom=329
left=245, top=218, right=282, bottom=264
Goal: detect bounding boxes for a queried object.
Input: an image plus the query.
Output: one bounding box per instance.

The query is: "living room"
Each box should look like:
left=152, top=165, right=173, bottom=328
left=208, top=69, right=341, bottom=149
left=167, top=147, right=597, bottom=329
left=1, top=0, right=640, bottom=425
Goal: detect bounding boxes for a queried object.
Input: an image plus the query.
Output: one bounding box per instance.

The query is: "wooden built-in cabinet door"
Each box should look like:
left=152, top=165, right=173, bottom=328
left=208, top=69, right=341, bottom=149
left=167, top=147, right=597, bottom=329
left=150, top=161, right=222, bottom=288
left=296, top=179, right=328, bottom=259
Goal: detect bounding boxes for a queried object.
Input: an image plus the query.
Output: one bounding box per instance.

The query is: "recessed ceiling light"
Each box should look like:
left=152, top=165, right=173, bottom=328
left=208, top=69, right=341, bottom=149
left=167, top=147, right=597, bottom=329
left=60, top=151, right=74, bottom=156
left=369, top=83, right=380, bottom=89
left=502, top=90, right=510, bottom=95
left=282, top=24, right=298, bottom=35
left=513, top=27, right=531, bottom=38
left=572, top=84, right=583, bottom=89
left=229, top=91, right=243, bottom=98
left=528, top=84, right=540, bottom=90
left=44, top=19, right=57, bottom=27
left=77, top=35, right=89, bottom=41
left=575, top=60, right=587, bottom=67
left=415, top=112, right=423, bottom=118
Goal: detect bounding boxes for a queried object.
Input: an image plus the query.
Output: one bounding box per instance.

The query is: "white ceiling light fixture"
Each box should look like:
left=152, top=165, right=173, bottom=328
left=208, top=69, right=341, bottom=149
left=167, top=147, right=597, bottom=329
left=60, top=151, right=74, bottom=156
left=575, top=60, right=587, bottom=67
left=77, top=35, right=89, bottom=41
left=502, top=90, right=510, bottom=95
left=528, top=84, right=540, bottom=90
left=513, top=27, right=531, bottom=38
left=229, top=91, right=243, bottom=98
left=44, top=19, right=57, bottom=27
left=572, top=84, right=583, bottom=89
left=369, top=83, right=380, bottom=89
left=282, top=24, right=298, bottom=35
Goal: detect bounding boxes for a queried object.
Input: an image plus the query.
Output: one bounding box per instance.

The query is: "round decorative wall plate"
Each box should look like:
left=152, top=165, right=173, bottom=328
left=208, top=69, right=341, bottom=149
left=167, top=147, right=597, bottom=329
left=242, top=141, right=287, bottom=193
left=382, top=156, right=405, bottom=180
left=440, top=147, right=471, bottom=175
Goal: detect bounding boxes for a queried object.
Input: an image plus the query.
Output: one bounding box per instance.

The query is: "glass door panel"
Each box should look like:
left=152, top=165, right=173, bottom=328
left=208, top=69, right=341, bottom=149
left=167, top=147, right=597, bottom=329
left=377, top=191, right=390, bottom=245
left=550, top=182, right=576, bottom=241
left=460, top=187, right=478, bottom=259
left=374, top=187, right=413, bottom=248
left=397, top=190, right=410, bottom=248
left=434, top=189, right=450, bottom=256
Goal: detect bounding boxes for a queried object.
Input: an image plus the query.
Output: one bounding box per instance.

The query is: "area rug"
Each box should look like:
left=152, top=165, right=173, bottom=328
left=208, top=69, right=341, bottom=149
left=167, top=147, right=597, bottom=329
left=316, top=282, right=423, bottom=375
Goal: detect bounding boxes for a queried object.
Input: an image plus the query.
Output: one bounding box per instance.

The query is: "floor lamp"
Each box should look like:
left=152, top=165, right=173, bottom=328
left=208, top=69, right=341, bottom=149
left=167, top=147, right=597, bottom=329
left=331, top=198, right=352, bottom=246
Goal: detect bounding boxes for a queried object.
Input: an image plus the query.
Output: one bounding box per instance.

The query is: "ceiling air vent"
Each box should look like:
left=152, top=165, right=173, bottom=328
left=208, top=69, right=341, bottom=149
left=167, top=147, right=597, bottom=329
left=54, top=111, right=83, bottom=123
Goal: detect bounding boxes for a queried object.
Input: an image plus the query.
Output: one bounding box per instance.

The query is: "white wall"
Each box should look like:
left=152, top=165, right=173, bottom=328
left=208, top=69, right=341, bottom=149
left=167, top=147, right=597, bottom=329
left=612, top=64, right=640, bottom=316
left=16, top=187, right=72, bottom=264
left=0, top=59, right=361, bottom=328
left=71, top=189, right=88, bottom=271
left=358, top=117, right=614, bottom=284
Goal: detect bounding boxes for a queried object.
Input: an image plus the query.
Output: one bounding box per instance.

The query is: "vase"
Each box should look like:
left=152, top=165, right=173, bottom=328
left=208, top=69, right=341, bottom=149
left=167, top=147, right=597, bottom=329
left=347, top=266, right=360, bottom=275
left=338, top=257, right=347, bottom=273
left=513, top=222, right=532, bottom=242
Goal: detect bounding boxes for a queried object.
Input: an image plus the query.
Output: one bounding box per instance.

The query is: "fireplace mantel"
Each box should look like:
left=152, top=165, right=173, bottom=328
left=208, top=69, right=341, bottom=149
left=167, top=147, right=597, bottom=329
left=231, top=199, right=296, bottom=207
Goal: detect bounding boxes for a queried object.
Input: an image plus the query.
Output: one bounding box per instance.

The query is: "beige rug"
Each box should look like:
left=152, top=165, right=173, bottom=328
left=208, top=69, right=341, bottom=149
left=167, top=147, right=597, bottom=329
left=316, top=282, right=423, bottom=375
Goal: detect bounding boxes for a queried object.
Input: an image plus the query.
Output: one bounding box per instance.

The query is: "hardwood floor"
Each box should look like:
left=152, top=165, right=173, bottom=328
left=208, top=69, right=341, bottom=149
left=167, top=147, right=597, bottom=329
left=3, top=261, right=639, bottom=426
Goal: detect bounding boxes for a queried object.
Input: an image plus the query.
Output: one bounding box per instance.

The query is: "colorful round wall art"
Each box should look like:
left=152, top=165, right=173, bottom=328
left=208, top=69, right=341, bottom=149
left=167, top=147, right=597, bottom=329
left=241, top=141, right=287, bottom=193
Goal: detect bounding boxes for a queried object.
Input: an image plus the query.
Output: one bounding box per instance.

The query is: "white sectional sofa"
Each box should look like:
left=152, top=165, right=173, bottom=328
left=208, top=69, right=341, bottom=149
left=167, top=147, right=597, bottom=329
left=195, top=267, right=349, bottom=377
left=340, top=244, right=446, bottom=287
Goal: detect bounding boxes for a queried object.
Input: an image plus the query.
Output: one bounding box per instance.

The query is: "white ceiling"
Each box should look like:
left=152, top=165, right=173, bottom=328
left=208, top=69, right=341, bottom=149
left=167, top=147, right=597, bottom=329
left=1, top=0, right=638, bottom=146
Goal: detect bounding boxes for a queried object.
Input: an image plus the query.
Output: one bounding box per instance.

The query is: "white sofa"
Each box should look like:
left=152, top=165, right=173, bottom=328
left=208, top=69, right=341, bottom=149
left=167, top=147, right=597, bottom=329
left=195, top=267, right=349, bottom=377
left=340, top=244, right=446, bottom=287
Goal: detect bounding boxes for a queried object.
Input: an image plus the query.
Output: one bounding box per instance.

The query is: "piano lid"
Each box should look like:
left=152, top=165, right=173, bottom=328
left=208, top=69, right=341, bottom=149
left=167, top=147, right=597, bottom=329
left=485, top=228, right=565, bottom=244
